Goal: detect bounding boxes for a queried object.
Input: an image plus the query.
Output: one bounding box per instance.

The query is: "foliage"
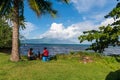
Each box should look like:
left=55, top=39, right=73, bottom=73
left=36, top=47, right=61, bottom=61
left=0, top=0, right=69, bottom=22
left=105, top=1, right=120, bottom=20
left=78, top=25, right=120, bottom=53
left=78, top=1, right=120, bottom=53
left=69, top=51, right=75, bottom=55
left=0, top=19, right=12, bottom=48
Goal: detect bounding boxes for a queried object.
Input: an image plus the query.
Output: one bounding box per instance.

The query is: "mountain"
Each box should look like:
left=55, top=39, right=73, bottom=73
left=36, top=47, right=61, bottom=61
left=21, top=38, right=79, bottom=44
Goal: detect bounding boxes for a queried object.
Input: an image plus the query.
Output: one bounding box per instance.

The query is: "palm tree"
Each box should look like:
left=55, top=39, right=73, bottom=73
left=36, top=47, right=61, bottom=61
left=0, top=0, right=69, bottom=62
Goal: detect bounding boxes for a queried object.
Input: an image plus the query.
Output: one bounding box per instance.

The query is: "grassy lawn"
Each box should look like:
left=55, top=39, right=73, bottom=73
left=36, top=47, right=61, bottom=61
left=0, top=52, right=120, bottom=80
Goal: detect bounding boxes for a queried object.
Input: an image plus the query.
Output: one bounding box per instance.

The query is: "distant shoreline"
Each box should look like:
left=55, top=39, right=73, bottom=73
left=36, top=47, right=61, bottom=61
left=20, top=43, right=90, bottom=45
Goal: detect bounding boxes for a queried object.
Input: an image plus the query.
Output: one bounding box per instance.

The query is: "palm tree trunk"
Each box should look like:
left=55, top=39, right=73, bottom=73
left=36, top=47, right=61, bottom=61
left=10, top=0, right=20, bottom=62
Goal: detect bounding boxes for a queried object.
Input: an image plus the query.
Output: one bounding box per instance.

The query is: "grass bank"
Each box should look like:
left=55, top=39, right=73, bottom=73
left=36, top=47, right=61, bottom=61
left=0, top=52, right=120, bottom=80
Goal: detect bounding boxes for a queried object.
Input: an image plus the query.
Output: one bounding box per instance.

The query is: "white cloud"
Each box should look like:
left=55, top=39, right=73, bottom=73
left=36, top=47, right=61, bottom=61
left=38, top=21, right=99, bottom=43
left=20, top=18, right=115, bottom=43
left=90, top=13, right=107, bottom=21
left=71, top=0, right=106, bottom=12
left=100, top=18, right=114, bottom=26
left=37, top=17, right=115, bottom=43
left=20, top=22, right=36, bottom=39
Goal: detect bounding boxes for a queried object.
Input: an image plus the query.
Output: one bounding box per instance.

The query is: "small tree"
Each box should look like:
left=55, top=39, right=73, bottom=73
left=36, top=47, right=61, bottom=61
left=78, top=1, right=120, bottom=53
left=78, top=25, right=120, bottom=53
left=0, top=19, right=12, bottom=48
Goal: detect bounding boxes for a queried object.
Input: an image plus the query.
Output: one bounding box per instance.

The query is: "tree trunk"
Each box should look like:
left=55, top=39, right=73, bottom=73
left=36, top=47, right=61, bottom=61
left=10, top=0, right=20, bottom=62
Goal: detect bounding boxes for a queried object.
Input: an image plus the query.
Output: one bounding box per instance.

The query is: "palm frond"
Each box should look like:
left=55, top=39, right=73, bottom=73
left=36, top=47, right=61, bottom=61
left=0, top=0, right=13, bottom=16
left=0, top=0, right=25, bottom=28
left=28, top=0, right=57, bottom=17
left=28, top=0, right=41, bottom=16
left=19, top=0, right=25, bottom=29
left=57, top=0, right=69, bottom=3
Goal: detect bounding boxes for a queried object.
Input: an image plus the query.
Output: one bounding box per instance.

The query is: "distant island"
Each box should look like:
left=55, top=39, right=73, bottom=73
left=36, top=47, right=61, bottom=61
left=20, top=38, right=80, bottom=44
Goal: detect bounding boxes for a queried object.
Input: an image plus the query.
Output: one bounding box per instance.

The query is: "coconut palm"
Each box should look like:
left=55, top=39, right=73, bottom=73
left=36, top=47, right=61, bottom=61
left=0, top=0, right=69, bottom=62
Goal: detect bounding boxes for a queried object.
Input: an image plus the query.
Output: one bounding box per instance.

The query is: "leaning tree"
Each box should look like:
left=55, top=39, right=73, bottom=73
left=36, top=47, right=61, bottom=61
left=78, top=1, right=120, bottom=53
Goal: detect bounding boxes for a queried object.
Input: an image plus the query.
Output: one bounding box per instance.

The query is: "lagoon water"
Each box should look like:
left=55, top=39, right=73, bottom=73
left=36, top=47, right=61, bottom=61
left=20, top=44, right=120, bottom=56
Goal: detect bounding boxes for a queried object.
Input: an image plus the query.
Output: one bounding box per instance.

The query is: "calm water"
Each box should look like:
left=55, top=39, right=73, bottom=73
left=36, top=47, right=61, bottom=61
left=104, top=46, right=120, bottom=55
left=20, top=44, right=89, bottom=55
left=20, top=44, right=120, bottom=55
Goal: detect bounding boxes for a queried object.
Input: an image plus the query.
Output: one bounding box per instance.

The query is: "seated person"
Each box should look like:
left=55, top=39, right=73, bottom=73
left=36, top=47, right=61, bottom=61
left=37, top=51, right=42, bottom=60
left=42, top=47, right=50, bottom=61
left=43, top=47, right=49, bottom=57
left=27, top=48, right=36, bottom=60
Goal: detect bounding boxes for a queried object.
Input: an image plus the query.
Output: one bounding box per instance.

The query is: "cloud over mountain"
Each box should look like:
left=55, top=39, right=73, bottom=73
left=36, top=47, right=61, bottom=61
left=38, top=21, right=98, bottom=43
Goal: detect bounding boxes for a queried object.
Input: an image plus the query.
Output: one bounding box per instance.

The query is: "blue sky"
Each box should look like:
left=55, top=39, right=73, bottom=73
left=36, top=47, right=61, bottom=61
left=20, top=0, right=118, bottom=44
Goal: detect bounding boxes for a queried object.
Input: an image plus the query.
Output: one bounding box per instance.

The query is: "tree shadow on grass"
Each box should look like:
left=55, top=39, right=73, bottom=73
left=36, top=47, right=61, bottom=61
left=0, top=48, right=11, bottom=54
left=105, top=69, right=120, bottom=80
left=109, top=55, right=120, bottom=63
left=113, top=55, right=120, bottom=63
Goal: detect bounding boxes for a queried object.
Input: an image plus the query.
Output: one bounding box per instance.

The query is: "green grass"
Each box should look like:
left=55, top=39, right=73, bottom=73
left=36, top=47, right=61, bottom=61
left=0, top=52, right=120, bottom=80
